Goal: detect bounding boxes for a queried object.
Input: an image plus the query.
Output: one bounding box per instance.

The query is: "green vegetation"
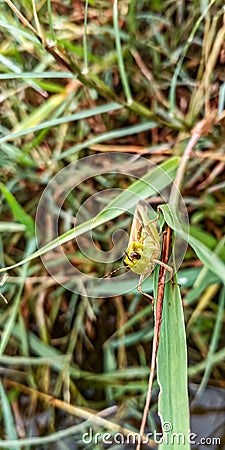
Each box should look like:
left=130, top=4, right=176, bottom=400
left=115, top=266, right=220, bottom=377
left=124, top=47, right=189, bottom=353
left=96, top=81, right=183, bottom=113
left=0, top=1, right=224, bottom=448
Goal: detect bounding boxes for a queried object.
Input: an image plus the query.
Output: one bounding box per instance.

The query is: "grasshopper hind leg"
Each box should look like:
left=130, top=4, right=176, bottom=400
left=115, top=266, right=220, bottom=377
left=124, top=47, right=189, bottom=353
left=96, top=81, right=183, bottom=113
left=153, top=259, right=173, bottom=279
left=137, top=275, right=154, bottom=306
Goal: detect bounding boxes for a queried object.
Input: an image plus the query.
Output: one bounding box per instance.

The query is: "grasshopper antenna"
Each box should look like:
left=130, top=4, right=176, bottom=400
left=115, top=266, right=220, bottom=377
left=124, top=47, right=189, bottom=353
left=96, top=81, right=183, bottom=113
left=103, top=266, right=128, bottom=279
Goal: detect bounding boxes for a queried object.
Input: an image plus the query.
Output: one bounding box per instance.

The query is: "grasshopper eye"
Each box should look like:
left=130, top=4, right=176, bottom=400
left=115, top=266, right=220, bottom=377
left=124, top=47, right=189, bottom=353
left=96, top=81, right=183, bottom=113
left=130, top=251, right=141, bottom=260
left=123, top=250, right=141, bottom=267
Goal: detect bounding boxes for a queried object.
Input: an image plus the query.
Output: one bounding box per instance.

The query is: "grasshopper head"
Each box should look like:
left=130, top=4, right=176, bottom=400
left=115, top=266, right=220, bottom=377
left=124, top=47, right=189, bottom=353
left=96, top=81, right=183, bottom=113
left=123, top=241, right=144, bottom=270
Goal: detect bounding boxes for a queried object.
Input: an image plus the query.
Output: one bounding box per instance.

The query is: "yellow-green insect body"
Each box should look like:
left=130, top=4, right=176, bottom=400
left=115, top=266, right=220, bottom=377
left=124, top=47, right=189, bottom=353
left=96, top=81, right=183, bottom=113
left=124, top=233, right=160, bottom=275
left=123, top=203, right=160, bottom=276
left=104, top=202, right=172, bottom=300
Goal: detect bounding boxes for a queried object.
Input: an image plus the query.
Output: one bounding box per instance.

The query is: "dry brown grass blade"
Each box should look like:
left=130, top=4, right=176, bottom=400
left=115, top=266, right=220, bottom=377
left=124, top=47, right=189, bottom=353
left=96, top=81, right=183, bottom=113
left=4, top=0, right=39, bottom=36
left=4, top=379, right=156, bottom=448
left=170, top=111, right=217, bottom=204
left=188, top=10, right=225, bottom=119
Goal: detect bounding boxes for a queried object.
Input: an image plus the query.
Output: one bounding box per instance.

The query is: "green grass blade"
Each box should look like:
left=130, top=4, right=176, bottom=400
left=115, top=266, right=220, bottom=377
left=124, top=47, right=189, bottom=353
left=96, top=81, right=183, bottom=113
left=0, top=51, right=45, bottom=95
left=188, top=347, right=225, bottom=377
left=0, top=102, right=122, bottom=144
left=0, top=183, right=35, bottom=236
left=0, top=239, right=36, bottom=355
left=0, top=380, right=20, bottom=449
left=113, top=0, right=132, bottom=103
left=0, top=423, right=89, bottom=448
left=0, top=72, right=75, bottom=79
left=193, top=286, right=225, bottom=401
left=169, top=1, right=214, bottom=112
left=11, top=92, right=68, bottom=134
left=58, top=120, right=157, bottom=160
left=0, top=222, right=26, bottom=232
left=157, top=280, right=190, bottom=449
left=83, top=0, right=89, bottom=72
left=0, top=19, right=39, bottom=43
left=47, top=0, right=55, bottom=41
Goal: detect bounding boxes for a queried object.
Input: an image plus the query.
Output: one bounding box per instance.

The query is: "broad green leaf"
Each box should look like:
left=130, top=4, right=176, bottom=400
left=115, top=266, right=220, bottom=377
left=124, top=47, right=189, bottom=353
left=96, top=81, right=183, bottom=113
left=159, top=204, right=225, bottom=283
left=0, top=183, right=35, bottom=236
left=0, top=157, right=179, bottom=273
left=93, top=157, right=179, bottom=224
left=158, top=280, right=190, bottom=450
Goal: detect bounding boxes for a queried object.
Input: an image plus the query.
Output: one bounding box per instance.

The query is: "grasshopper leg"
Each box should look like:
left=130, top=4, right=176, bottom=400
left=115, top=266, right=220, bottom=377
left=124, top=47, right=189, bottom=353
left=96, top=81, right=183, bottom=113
left=138, top=275, right=154, bottom=306
left=153, top=259, right=173, bottom=278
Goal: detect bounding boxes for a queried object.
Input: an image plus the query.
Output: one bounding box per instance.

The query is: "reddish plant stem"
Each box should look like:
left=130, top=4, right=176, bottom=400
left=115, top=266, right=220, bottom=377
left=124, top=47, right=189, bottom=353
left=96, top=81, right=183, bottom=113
left=136, top=226, right=171, bottom=450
